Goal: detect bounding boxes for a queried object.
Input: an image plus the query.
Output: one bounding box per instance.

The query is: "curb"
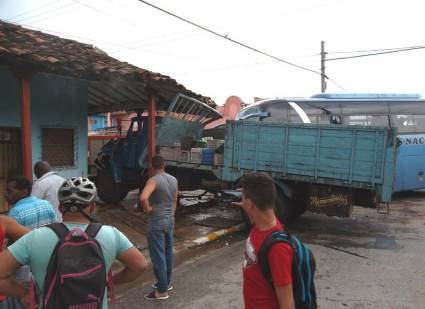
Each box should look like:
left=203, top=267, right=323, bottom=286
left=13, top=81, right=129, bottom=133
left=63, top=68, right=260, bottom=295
left=191, top=223, right=245, bottom=247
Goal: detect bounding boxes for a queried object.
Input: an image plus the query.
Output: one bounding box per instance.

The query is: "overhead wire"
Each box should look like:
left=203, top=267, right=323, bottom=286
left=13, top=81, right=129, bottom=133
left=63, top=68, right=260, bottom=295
left=136, top=0, right=323, bottom=77
left=6, top=0, right=58, bottom=20
left=326, top=46, right=425, bottom=61
left=326, top=44, right=425, bottom=55
left=14, top=2, right=77, bottom=24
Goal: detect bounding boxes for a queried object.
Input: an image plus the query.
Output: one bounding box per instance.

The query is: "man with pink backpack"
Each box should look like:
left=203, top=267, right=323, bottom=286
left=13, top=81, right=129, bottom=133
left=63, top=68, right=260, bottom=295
left=0, top=177, right=148, bottom=309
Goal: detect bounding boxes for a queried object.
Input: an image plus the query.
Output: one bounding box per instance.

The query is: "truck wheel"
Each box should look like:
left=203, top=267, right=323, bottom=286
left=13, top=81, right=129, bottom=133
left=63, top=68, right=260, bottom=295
left=275, top=189, right=292, bottom=225
left=275, top=189, right=309, bottom=224
left=239, top=208, right=252, bottom=230
left=96, top=170, right=128, bottom=204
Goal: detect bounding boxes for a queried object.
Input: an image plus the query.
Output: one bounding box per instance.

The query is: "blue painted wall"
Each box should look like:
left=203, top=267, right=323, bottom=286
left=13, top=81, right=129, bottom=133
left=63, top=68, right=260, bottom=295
left=88, top=114, right=108, bottom=131
left=0, top=67, right=89, bottom=179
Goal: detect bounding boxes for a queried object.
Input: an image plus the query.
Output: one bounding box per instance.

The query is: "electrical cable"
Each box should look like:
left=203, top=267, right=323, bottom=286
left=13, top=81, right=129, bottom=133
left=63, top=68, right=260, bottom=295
left=14, top=2, right=76, bottom=23
left=326, top=44, right=425, bottom=55
left=136, top=0, right=322, bottom=76
left=6, top=0, right=58, bottom=20
left=326, top=46, right=425, bottom=61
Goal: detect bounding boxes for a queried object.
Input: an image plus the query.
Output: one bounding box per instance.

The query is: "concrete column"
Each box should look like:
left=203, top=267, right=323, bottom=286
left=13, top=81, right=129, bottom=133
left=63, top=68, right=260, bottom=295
left=17, top=72, right=33, bottom=181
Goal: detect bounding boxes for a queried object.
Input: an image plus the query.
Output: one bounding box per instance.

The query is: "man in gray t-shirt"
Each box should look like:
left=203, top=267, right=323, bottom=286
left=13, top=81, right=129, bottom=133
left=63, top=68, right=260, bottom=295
left=140, top=155, right=178, bottom=301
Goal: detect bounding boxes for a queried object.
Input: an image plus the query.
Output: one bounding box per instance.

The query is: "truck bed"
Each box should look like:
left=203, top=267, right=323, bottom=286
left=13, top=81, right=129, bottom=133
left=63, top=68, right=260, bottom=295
left=219, top=121, right=397, bottom=203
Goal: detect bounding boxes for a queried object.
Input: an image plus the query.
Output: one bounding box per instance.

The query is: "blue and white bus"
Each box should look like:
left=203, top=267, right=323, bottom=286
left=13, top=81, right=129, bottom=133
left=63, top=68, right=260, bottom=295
left=236, top=93, right=425, bottom=192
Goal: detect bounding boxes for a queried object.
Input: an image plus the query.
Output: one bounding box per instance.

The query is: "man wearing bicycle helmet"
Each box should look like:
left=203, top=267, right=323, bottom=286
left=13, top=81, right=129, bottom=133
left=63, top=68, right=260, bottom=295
left=0, top=177, right=148, bottom=309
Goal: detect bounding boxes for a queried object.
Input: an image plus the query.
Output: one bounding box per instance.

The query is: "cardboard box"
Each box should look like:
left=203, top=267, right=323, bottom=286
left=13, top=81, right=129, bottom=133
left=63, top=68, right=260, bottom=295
left=214, top=153, right=224, bottom=165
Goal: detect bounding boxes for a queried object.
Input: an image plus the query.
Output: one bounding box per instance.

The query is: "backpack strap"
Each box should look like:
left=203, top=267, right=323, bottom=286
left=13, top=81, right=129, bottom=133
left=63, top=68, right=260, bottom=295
left=84, top=223, right=103, bottom=238
left=47, top=223, right=69, bottom=240
left=258, top=230, right=292, bottom=286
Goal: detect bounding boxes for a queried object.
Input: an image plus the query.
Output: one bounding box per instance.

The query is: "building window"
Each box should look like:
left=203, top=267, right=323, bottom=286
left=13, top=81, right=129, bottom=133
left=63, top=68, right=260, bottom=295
left=42, top=128, right=75, bottom=167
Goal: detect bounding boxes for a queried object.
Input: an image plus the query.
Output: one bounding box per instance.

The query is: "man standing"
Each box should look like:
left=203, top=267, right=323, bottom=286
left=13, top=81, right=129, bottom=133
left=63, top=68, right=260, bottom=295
left=5, top=175, right=57, bottom=306
left=0, top=216, right=29, bottom=309
left=139, top=155, right=178, bottom=300
left=236, top=172, right=295, bottom=309
left=0, top=177, right=148, bottom=309
left=5, top=176, right=57, bottom=228
left=32, top=161, right=65, bottom=222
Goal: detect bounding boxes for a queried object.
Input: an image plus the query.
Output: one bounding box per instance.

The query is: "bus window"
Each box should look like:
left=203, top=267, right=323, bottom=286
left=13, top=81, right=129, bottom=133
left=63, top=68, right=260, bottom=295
left=262, top=101, right=290, bottom=123
left=413, top=115, right=425, bottom=132
left=343, top=115, right=389, bottom=127
left=393, top=115, right=415, bottom=133
left=235, top=106, right=261, bottom=121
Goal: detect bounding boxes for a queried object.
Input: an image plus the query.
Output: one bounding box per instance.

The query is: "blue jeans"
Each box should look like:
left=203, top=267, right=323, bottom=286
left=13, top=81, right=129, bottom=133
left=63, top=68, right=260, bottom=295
left=147, top=216, right=174, bottom=293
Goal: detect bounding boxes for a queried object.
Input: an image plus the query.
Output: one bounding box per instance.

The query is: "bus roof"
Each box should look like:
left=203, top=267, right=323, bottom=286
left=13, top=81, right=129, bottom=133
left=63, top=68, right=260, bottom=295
left=311, top=93, right=422, bottom=100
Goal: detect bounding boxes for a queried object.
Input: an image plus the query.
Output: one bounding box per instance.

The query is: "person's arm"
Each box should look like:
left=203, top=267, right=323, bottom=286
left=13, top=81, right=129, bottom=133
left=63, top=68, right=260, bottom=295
left=172, top=191, right=178, bottom=214
left=139, top=179, right=157, bottom=213
left=0, top=250, right=22, bottom=280
left=112, top=247, right=148, bottom=285
left=269, top=243, right=294, bottom=309
left=0, top=278, right=28, bottom=300
left=275, top=284, right=295, bottom=309
left=0, top=215, right=30, bottom=241
left=31, top=181, right=44, bottom=199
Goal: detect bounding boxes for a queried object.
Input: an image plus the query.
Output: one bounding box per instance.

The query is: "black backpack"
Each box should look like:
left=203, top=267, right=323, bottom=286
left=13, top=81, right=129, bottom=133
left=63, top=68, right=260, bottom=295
left=41, top=223, right=113, bottom=309
left=258, top=230, right=317, bottom=309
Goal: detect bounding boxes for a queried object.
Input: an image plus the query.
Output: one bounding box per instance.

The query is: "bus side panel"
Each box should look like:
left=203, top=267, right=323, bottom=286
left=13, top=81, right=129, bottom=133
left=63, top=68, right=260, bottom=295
left=394, top=134, right=425, bottom=191
left=222, top=121, right=397, bottom=202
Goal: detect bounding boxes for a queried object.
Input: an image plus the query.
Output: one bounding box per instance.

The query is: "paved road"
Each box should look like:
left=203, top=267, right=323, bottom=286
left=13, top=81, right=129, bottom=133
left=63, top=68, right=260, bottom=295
left=112, top=239, right=245, bottom=309
left=113, top=191, right=425, bottom=309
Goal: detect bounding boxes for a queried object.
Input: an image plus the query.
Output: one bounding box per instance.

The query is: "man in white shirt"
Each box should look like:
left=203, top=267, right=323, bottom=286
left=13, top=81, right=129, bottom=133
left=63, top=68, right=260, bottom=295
left=31, top=161, right=65, bottom=222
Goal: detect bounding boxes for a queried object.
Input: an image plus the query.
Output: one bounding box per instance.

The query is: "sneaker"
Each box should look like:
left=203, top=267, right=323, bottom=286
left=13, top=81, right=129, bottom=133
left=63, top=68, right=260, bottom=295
left=144, top=291, right=169, bottom=301
left=151, top=283, right=173, bottom=291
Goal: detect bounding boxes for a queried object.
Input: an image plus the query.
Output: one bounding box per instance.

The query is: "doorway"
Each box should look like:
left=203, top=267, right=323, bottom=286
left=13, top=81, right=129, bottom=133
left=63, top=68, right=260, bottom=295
left=0, top=128, right=22, bottom=213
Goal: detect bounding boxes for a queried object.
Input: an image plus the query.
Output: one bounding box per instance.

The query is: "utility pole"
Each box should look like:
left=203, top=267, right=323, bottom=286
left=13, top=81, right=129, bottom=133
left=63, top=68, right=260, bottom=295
left=320, top=40, right=327, bottom=93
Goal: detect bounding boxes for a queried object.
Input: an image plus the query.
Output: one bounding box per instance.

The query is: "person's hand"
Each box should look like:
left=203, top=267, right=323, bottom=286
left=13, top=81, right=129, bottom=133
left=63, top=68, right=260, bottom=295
left=231, top=201, right=243, bottom=208
left=18, top=290, right=31, bottom=309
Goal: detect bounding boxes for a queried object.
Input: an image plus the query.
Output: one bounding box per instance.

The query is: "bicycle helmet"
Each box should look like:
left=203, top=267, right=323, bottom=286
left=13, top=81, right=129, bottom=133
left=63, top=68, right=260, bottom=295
left=58, top=177, right=97, bottom=212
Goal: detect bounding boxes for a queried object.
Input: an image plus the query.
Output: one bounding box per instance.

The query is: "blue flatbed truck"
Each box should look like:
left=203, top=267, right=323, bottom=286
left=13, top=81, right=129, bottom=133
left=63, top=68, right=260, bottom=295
left=95, top=94, right=398, bottom=223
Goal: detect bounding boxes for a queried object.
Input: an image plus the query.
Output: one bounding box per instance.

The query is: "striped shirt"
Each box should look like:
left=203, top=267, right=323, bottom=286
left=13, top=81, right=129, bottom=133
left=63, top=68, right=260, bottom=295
left=9, top=196, right=57, bottom=229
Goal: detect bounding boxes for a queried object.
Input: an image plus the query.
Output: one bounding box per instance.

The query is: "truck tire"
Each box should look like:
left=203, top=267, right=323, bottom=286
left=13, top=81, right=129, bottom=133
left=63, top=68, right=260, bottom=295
left=96, top=170, right=128, bottom=204
left=239, top=208, right=252, bottom=230
left=274, top=189, right=307, bottom=224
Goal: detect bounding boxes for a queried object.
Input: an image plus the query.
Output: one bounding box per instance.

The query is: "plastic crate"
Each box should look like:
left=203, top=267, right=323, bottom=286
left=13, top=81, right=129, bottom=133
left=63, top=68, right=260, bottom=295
left=159, top=147, right=177, bottom=161
left=179, top=150, right=190, bottom=162
left=190, top=148, right=203, bottom=164
left=202, top=148, right=214, bottom=165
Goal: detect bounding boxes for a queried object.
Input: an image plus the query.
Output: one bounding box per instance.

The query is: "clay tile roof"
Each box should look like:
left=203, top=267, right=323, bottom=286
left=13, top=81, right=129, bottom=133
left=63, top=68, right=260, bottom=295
left=0, top=20, right=215, bottom=113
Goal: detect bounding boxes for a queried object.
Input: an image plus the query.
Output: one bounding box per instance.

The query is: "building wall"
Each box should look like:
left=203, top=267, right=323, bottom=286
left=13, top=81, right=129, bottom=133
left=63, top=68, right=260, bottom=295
left=88, top=114, right=108, bottom=132
left=0, top=67, right=88, bottom=179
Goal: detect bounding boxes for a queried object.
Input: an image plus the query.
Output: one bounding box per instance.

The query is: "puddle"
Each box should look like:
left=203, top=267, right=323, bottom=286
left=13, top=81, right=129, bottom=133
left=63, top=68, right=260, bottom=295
left=366, top=235, right=398, bottom=250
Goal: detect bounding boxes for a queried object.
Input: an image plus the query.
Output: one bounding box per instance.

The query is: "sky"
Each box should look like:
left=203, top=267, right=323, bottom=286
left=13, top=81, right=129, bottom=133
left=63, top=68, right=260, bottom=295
left=1, top=0, right=424, bottom=105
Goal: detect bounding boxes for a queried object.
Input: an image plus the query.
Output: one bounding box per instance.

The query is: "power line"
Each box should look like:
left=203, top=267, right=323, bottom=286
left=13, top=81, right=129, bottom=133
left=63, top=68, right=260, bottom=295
left=3, top=19, right=130, bottom=48
left=6, top=0, right=58, bottom=20
left=326, top=46, right=425, bottom=61
left=136, top=0, right=322, bottom=76
left=326, top=44, right=425, bottom=55
left=14, top=3, right=77, bottom=24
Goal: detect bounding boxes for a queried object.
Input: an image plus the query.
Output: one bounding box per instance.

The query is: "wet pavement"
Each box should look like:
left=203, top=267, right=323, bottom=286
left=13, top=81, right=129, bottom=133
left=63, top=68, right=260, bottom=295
left=102, top=190, right=425, bottom=308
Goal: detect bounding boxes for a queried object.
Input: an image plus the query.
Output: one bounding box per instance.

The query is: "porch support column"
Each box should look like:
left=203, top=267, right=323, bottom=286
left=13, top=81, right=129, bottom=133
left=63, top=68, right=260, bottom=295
left=17, top=72, right=33, bottom=181
left=147, top=95, right=156, bottom=177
